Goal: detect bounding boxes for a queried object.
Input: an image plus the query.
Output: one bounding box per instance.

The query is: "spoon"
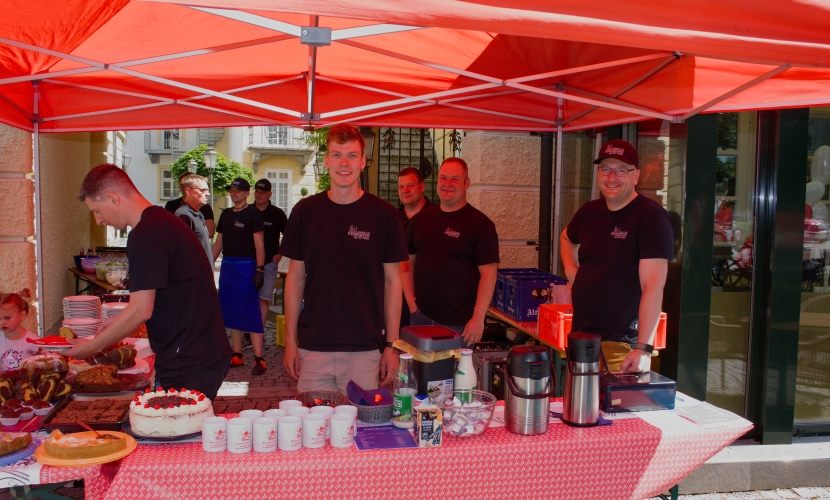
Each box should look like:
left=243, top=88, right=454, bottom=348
left=76, top=420, right=102, bottom=438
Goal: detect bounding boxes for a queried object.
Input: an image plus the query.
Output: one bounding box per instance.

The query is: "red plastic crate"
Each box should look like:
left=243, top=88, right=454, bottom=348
left=537, top=304, right=666, bottom=350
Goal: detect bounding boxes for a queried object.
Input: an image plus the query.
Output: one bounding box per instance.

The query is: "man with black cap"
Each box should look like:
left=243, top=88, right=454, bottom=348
left=253, top=178, right=287, bottom=334
left=212, top=178, right=268, bottom=375
left=560, top=139, right=673, bottom=373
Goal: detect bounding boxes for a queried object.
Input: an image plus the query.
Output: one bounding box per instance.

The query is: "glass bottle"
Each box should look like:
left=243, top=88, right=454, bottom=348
left=454, top=349, right=478, bottom=403
left=392, top=353, right=417, bottom=428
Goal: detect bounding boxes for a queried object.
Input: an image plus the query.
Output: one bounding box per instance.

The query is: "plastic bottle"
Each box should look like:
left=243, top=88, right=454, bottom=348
left=392, top=353, right=417, bottom=428
left=454, top=349, right=478, bottom=403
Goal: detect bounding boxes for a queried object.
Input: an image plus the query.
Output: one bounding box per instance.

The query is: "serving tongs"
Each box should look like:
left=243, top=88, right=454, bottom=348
left=76, top=420, right=103, bottom=438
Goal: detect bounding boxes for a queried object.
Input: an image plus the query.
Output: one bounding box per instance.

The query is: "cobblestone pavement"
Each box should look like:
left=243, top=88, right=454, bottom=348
left=213, top=320, right=297, bottom=414
left=648, top=488, right=830, bottom=499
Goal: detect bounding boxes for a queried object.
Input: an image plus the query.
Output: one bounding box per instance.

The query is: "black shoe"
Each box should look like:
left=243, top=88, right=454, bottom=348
left=252, top=358, right=267, bottom=375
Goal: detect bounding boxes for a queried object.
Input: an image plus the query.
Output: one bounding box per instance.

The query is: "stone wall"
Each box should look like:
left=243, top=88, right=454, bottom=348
left=39, top=133, right=93, bottom=334
left=463, top=131, right=541, bottom=268
left=0, top=124, right=37, bottom=333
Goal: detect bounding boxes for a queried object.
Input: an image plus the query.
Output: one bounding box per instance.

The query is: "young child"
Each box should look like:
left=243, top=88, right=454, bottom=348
left=0, top=289, right=38, bottom=372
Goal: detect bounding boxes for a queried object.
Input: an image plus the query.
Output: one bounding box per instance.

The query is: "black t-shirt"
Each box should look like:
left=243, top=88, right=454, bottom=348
left=280, top=192, right=408, bottom=352
left=398, top=198, right=434, bottom=229
left=165, top=197, right=214, bottom=221
left=407, top=203, right=500, bottom=325
left=566, top=194, right=674, bottom=345
left=258, top=202, right=288, bottom=263
left=216, top=205, right=264, bottom=259
left=174, top=204, right=212, bottom=265
left=127, top=206, right=231, bottom=377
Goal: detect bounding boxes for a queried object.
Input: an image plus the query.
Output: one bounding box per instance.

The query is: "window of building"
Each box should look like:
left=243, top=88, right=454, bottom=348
left=265, top=169, right=292, bottom=214
left=160, top=168, right=177, bottom=200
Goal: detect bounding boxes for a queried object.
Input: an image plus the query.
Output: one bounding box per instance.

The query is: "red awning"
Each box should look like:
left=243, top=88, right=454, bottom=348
left=2, top=0, right=830, bottom=133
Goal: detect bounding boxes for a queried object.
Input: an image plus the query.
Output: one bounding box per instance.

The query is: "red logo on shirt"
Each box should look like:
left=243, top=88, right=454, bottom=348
left=444, top=227, right=460, bottom=238
left=348, top=225, right=371, bottom=240
left=610, top=227, right=628, bottom=239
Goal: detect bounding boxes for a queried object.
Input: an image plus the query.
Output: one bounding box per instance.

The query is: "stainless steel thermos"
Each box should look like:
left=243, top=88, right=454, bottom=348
left=505, top=345, right=556, bottom=435
left=562, top=332, right=605, bottom=427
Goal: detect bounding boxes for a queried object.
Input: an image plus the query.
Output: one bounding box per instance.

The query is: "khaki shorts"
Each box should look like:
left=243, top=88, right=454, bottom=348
left=297, top=348, right=382, bottom=395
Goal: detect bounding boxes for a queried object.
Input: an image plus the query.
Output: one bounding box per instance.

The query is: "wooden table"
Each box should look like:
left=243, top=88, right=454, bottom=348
left=68, top=267, right=121, bottom=295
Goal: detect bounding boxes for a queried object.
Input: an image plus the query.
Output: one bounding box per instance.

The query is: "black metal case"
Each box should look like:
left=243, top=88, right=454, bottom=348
left=599, top=371, right=676, bottom=412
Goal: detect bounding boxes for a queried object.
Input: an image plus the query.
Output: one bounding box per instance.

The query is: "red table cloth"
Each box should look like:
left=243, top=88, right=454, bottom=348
left=57, top=410, right=748, bottom=500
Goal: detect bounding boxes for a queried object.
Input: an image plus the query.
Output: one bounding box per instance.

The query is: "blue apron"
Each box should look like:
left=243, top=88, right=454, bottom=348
left=218, top=256, right=264, bottom=333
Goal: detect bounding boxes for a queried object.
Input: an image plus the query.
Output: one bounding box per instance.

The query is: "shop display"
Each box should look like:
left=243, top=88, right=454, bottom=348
left=129, top=388, right=213, bottom=437
left=43, top=429, right=127, bottom=459
left=434, top=390, right=496, bottom=437
left=73, top=366, right=121, bottom=393
left=0, top=432, right=32, bottom=457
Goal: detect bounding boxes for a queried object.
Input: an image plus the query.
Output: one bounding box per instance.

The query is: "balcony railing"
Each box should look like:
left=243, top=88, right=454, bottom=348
left=247, top=126, right=312, bottom=150
left=144, top=130, right=185, bottom=154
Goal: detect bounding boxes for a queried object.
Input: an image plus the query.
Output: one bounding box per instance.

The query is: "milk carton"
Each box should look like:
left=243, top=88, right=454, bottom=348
left=414, top=405, right=442, bottom=448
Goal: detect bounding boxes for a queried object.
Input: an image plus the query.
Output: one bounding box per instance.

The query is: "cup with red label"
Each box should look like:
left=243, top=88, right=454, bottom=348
left=330, top=414, right=356, bottom=448
left=302, top=414, right=326, bottom=448
left=227, top=417, right=253, bottom=453
left=278, top=416, right=302, bottom=451
left=202, top=416, right=227, bottom=452
left=252, top=417, right=278, bottom=453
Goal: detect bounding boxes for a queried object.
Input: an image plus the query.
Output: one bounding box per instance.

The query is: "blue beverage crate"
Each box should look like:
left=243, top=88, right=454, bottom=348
left=494, top=268, right=546, bottom=311
left=504, top=274, right=568, bottom=322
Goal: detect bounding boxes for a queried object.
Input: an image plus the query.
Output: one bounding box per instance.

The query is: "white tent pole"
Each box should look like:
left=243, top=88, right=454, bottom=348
left=31, top=81, right=45, bottom=337
left=680, top=64, right=791, bottom=120
left=510, top=53, right=674, bottom=84
left=551, top=96, right=564, bottom=273
left=43, top=103, right=171, bottom=122
left=508, top=82, right=674, bottom=121
left=189, top=7, right=302, bottom=36
left=564, top=54, right=679, bottom=124
left=306, top=16, right=319, bottom=126
left=0, top=90, right=35, bottom=121
left=0, top=68, right=100, bottom=86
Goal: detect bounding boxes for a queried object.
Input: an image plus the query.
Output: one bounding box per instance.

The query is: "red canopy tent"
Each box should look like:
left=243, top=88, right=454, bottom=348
left=2, top=0, right=830, bottom=331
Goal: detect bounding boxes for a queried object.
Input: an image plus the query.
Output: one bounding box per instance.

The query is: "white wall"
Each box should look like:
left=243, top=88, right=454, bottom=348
left=123, top=131, right=159, bottom=204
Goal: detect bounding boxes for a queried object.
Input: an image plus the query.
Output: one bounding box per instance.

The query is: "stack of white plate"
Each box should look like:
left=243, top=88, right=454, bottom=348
left=62, top=317, right=102, bottom=337
left=62, top=296, right=102, bottom=320
left=102, top=302, right=127, bottom=319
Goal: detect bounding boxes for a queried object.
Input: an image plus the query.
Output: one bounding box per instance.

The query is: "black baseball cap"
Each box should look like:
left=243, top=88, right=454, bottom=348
left=228, top=178, right=250, bottom=191
left=593, top=139, right=639, bottom=169
left=254, top=179, right=272, bottom=191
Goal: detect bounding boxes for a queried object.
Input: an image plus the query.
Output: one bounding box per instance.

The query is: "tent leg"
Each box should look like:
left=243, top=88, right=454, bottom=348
left=32, top=82, right=45, bottom=336
left=538, top=132, right=554, bottom=272
left=551, top=99, right=564, bottom=275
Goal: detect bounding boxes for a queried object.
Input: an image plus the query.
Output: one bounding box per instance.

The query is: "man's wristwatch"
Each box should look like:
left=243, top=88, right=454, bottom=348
left=384, top=342, right=395, bottom=350
left=634, top=343, right=654, bottom=354
left=257, top=265, right=265, bottom=272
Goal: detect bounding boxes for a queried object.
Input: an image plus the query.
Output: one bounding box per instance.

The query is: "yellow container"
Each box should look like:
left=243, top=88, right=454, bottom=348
left=275, top=314, right=286, bottom=347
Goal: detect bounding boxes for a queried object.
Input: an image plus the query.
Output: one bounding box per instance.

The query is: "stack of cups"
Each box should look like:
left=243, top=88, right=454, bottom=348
left=202, top=416, right=228, bottom=452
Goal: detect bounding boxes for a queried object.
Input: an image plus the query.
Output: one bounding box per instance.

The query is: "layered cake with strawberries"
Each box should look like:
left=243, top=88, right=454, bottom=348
left=129, top=387, right=213, bottom=437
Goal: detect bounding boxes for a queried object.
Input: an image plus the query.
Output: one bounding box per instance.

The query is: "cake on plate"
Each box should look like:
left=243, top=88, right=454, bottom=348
left=43, top=430, right=126, bottom=459
left=129, top=387, right=213, bottom=437
left=0, top=432, right=32, bottom=456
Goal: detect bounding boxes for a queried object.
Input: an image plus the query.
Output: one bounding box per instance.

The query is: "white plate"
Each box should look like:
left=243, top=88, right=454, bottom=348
left=64, top=311, right=102, bottom=318
left=63, top=296, right=101, bottom=302
left=119, top=357, right=149, bottom=374
left=38, top=345, right=73, bottom=352
left=63, top=318, right=102, bottom=325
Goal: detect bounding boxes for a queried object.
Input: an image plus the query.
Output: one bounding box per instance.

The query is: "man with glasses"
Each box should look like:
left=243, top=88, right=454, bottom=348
left=166, top=171, right=215, bottom=238
left=212, top=178, right=268, bottom=375
left=174, top=174, right=212, bottom=264
left=560, top=139, right=673, bottom=373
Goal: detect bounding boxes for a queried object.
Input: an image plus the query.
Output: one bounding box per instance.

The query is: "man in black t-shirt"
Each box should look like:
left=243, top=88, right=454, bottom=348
left=68, top=164, right=231, bottom=399
left=280, top=124, right=408, bottom=394
left=174, top=174, right=212, bottom=264
left=561, top=139, right=674, bottom=373
left=397, top=167, right=434, bottom=330
left=165, top=172, right=215, bottom=238
left=406, top=158, right=500, bottom=346
left=253, top=178, right=287, bottom=331
left=212, top=178, right=267, bottom=375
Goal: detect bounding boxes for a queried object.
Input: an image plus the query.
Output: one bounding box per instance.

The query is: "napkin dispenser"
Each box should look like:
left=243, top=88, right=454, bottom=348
left=599, top=371, right=676, bottom=413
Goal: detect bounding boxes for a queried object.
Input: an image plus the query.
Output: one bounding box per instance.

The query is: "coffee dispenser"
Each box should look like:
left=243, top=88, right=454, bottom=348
left=505, top=345, right=556, bottom=435
left=562, top=332, right=607, bottom=427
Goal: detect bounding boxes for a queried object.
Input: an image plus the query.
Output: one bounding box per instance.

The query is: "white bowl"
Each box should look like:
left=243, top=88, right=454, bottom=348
left=105, top=270, right=126, bottom=284
left=18, top=410, right=33, bottom=421
left=34, top=406, right=52, bottom=416
left=0, top=416, right=19, bottom=426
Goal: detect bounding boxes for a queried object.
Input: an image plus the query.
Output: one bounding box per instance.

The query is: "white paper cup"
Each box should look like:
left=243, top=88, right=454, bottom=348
left=310, top=406, right=334, bottom=439
left=302, top=414, right=326, bottom=448
left=287, top=406, right=310, bottom=417
left=201, top=416, right=227, bottom=452
left=264, top=409, right=287, bottom=419
left=278, top=416, right=302, bottom=451
left=239, top=409, right=264, bottom=421
left=252, top=417, right=278, bottom=453
left=330, top=414, right=356, bottom=448
left=227, top=417, right=253, bottom=453
left=279, top=400, right=303, bottom=410
left=334, top=405, right=357, bottom=417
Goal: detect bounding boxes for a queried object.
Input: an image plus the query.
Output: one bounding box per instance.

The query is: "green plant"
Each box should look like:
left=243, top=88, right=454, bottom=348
left=300, top=187, right=309, bottom=197
left=169, top=145, right=255, bottom=196
left=298, top=127, right=331, bottom=193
